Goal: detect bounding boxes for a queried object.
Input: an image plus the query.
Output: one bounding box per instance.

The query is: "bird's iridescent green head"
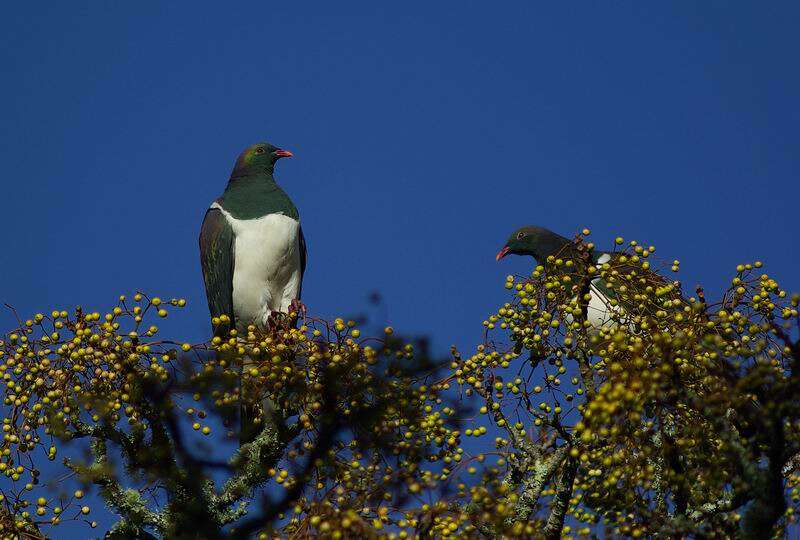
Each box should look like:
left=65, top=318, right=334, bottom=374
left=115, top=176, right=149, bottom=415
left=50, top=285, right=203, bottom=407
left=496, top=226, right=569, bottom=262
left=231, top=142, right=293, bottom=178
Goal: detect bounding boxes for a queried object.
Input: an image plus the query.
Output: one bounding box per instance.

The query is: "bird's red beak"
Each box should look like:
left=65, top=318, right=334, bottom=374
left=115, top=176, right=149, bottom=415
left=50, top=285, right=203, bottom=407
left=273, top=149, right=293, bottom=158
left=496, top=246, right=510, bottom=261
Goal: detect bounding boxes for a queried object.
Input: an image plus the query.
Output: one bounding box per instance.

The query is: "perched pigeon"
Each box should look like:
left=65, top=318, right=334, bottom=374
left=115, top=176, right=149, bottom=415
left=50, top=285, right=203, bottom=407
left=199, top=142, right=306, bottom=443
left=199, top=142, right=306, bottom=336
left=496, top=226, right=676, bottom=331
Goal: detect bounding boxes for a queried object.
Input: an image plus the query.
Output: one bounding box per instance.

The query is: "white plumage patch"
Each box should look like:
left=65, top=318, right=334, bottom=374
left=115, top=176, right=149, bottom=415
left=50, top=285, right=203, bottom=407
left=585, top=283, right=615, bottom=330
left=565, top=253, right=618, bottom=332
left=596, top=253, right=611, bottom=266
left=211, top=202, right=302, bottom=329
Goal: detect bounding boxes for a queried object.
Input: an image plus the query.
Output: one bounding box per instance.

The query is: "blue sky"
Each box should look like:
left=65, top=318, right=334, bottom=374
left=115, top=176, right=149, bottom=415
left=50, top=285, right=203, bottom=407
left=2, top=2, right=799, bottom=343
left=1, top=2, right=799, bottom=535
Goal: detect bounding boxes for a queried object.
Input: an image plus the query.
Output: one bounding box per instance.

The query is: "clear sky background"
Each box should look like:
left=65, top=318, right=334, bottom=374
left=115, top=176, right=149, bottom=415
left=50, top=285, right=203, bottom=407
left=1, top=2, right=799, bottom=536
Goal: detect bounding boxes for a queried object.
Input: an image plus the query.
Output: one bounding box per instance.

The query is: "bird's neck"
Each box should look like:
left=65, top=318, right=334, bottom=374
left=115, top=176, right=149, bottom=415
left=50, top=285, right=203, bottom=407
left=220, top=173, right=299, bottom=220
left=531, top=232, right=573, bottom=262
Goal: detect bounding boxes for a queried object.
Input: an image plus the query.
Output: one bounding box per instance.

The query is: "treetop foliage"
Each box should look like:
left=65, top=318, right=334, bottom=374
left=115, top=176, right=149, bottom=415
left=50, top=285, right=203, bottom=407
left=1, top=229, right=799, bottom=539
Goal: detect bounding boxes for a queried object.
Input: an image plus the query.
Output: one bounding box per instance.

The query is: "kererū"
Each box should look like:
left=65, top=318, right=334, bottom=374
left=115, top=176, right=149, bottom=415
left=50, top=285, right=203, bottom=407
left=199, top=142, right=306, bottom=335
left=199, top=142, right=306, bottom=443
left=495, top=226, right=676, bottom=331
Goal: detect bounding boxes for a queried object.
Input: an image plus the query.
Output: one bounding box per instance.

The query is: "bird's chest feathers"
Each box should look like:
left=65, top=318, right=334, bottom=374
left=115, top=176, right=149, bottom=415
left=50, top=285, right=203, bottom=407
left=231, top=213, right=300, bottom=278
left=213, top=203, right=302, bottom=322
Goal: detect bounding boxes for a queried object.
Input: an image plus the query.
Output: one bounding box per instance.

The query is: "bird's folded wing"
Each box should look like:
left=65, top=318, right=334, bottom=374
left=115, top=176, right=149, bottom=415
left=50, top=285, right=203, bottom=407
left=591, top=252, right=682, bottom=315
left=199, top=206, right=235, bottom=335
left=298, top=226, right=307, bottom=299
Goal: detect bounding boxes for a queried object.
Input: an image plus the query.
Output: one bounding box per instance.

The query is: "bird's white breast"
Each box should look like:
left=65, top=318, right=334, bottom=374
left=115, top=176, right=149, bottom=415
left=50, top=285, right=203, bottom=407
left=566, top=253, right=617, bottom=332
left=211, top=203, right=302, bottom=329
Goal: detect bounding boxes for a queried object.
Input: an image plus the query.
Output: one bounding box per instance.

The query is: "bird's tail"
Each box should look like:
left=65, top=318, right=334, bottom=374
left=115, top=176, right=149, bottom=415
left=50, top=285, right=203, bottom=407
left=239, top=402, right=262, bottom=445
left=240, top=395, right=279, bottom=445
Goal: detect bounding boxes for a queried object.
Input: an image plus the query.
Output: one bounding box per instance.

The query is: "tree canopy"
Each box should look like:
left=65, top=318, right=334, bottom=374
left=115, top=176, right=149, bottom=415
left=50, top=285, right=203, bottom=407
left=1, top=230, right=799, bottom=539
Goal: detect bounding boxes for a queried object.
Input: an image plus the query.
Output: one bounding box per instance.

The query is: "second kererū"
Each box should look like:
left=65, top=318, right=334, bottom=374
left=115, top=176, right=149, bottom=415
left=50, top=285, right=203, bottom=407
left=496, top=226, right=677, bottom=331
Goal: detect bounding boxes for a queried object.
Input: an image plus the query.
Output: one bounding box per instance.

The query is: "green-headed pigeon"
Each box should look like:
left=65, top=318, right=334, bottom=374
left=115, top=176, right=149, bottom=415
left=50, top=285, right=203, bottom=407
left=496, top=226, right=677, bottom=331
left=199, top=142, right=306, bottom=444
left=199, top=142, right=306, bottom=336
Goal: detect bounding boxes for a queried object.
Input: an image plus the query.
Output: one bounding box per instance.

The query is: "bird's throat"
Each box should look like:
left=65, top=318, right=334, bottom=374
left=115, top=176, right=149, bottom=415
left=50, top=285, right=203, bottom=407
left=220, top=173, right=299, bottom=221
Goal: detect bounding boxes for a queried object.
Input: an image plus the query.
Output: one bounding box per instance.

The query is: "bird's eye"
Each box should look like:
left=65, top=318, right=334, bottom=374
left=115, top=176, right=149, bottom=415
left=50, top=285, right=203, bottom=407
left=255, top=147, right=265, bottom=155
left=516, top=232, right=525, bottom=240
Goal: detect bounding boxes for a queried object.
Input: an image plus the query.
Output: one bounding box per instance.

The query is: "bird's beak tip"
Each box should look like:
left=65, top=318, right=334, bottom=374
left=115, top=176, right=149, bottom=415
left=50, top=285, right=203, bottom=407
left=496, top=246, right=510, bottom=262
left=273, top=149, right=293, bottom=158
